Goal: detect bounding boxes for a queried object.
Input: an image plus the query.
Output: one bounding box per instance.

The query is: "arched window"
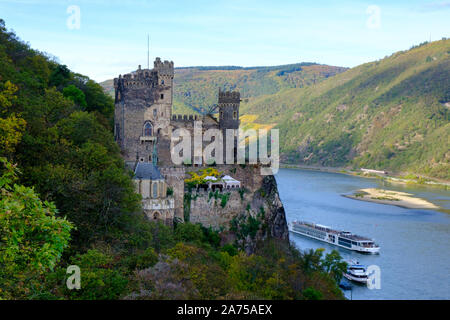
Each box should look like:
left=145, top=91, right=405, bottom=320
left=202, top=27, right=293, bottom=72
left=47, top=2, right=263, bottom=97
left=144, top=122, right=152, bottom=136
left=152, top=182, right=158, bottom=198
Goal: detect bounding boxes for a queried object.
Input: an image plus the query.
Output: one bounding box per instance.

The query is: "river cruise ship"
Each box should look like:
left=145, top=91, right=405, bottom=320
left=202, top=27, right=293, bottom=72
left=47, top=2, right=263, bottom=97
left=288, top=221, right=380, bottom=254
left=343, top=260, right=369, bottom=284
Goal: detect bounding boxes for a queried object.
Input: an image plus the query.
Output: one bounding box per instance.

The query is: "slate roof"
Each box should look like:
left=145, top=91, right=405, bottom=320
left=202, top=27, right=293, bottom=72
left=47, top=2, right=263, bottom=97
left=133, top=162, right=163, bottom=180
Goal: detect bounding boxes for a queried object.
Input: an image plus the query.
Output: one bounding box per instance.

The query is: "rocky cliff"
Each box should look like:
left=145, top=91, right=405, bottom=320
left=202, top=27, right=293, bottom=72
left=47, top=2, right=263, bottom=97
left=185, top=164, right=289, bottom=254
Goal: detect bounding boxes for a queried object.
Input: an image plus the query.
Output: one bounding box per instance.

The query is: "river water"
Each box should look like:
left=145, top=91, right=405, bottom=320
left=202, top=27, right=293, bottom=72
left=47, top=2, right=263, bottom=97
left=275, top=168, right=450, bottom=300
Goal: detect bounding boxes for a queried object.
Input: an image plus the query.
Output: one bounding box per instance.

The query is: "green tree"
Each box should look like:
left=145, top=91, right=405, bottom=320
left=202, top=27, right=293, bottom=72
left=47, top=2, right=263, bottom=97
left=0, top=114, right=26, bottom=155
left=174, top=223, right=204, bottom=243
left=321, top=249, right=347, bottom=283
left=303, top=287, right=323, bottom=300
left=0, top=158, right=73, bottom=298
left=63, top=84, right=87, bottom=108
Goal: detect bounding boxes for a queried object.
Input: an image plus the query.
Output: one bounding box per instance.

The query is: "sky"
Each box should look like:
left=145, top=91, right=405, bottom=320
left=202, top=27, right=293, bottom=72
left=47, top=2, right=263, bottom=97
left=1, top=0, right=449, bottom=82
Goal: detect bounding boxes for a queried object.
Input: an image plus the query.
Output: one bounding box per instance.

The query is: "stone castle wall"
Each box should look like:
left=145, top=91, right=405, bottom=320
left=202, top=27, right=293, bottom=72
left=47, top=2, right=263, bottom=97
left=159, top=167, right=186, bottom=220
left=186, top=165, right=289, bottom=254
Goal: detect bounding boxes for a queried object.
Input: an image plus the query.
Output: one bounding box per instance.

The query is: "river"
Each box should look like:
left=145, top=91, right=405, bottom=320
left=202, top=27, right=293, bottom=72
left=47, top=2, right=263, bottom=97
left=275, top=168, right=450, bottom=300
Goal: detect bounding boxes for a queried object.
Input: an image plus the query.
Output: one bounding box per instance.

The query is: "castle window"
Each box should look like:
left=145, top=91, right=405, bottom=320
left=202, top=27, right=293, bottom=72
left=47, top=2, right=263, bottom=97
left=144, top=122, right=152, bottom=136
left=233, top=111, right=237, bottom=119
left=160, top=94, right=164, bottom=100
left=153, top=109, right=157, bottom=117
left=152, top=182, right=158, bottom=198
left=161, top=80, right=165, bottom=85
left=115, top=124, right=120, bottom=140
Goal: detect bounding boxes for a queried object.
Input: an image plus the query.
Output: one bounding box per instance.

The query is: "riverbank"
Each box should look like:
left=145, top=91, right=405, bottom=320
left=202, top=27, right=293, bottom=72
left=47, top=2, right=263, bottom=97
left=344, top=188, right=440, bottom=209
left=280, top=164, right=450, bottom=190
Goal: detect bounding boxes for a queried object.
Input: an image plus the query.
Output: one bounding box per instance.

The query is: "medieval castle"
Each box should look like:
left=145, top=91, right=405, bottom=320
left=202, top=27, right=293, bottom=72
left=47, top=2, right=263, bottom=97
left=114, top=57, right=241, bottom=225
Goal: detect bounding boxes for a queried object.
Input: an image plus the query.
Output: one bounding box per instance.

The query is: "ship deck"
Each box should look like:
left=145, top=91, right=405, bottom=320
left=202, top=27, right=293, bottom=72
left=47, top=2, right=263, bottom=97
left=292, top=221, right=373, bottom=241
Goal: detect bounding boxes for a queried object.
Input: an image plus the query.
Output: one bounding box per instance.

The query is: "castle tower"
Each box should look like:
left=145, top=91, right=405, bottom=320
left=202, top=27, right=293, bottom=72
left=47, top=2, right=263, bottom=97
left=218, top=89, right=240, bottom=162
left=113, top=58, right=174, bottom=167
left=218, top=89, right=240, bottom=130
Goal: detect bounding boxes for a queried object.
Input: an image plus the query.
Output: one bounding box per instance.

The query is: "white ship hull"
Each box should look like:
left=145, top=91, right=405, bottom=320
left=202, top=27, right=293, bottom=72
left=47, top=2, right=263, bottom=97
left=288, top=223, right=380, bottom=254
left=343, top=273, right=368, bottom=284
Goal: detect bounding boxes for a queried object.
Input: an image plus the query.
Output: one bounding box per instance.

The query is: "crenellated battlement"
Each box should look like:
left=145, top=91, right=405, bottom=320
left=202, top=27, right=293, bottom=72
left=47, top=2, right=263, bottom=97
left=114, top=78, right=155, bottom=89
left=171, top=114, right=200, bottom=122
left=154, top=57, right=174, bottom=76
left=218, top=89, right=240, bottom=104
left=114, top=58, right=174, bottom=91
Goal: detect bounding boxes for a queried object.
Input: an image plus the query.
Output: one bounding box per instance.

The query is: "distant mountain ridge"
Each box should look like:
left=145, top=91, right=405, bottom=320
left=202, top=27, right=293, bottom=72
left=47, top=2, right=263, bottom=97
left=100, top=62, right=348, bottom=114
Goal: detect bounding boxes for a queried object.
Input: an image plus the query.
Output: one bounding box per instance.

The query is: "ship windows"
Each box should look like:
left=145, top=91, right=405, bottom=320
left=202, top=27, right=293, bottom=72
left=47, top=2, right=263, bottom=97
left=144, top=122, right=153, bottom=136
left=338, top=237, right=352, bottom=248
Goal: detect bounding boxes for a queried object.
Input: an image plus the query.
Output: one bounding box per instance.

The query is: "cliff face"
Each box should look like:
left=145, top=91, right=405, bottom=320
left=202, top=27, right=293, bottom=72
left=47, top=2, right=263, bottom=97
left=186, top=165, right=289, bottom=254
left=260, top=175, right=289, bottom=241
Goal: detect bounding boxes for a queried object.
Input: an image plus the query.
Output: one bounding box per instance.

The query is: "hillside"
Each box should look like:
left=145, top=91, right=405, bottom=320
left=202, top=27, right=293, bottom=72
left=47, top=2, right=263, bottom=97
left=241, top=40, right=450, bottom=180
left=101, top=63, right=347, bottom=114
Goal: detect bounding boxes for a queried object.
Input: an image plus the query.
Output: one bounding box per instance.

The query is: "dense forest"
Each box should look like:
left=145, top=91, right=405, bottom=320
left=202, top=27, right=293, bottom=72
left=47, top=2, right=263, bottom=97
left=0, top=19, right=345, bottom=300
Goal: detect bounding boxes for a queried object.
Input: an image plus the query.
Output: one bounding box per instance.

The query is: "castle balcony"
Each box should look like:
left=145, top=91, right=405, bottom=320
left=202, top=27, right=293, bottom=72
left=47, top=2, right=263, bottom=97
left=140, top=136, right=156, bottom=142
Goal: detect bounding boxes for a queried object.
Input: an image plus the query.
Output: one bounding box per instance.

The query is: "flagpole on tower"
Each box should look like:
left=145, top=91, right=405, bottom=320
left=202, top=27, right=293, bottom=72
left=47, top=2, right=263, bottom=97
left=147, top=34, right=149, bottom=69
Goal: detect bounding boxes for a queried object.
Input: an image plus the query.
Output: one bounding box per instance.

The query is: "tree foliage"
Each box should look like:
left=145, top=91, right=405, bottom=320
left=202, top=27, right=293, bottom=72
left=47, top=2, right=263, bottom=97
left=0, top=158, right=73, bottom=299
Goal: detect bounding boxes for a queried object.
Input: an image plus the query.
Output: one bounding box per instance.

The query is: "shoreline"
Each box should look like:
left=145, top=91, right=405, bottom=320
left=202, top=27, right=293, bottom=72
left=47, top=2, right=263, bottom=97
left=280, top=163, right=450, bottom=189
left=343, top=188, right=440, bottom=210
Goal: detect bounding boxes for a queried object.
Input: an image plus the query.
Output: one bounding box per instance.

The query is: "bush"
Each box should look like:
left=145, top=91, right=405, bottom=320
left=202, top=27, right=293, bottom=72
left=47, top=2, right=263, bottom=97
left=221, top=244, right=238, bottom=256
left=60, top=249, right=129, bottom=300
left=124, top=247, right=158, bottom=270
left=174, top=223, right=204, bottom=243
left=303, top=287, right=323, bottom=300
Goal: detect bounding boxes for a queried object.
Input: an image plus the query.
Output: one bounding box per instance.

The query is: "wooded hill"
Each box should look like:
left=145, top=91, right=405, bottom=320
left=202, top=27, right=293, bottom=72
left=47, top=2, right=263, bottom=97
left=241, top=40, right=449, bottom=180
